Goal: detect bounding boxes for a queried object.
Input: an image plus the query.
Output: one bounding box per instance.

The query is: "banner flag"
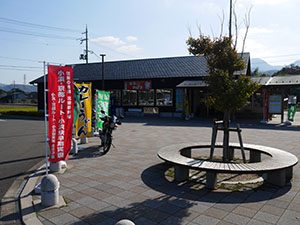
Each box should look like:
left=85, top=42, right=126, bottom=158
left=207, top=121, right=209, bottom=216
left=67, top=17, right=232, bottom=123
left=48, top=65, right=74, bottom=163
left=96, top=90, right=110, bottom=130
left=75, top=83, right=92, bottom=138
left=73, top=85, right=80, bottom=125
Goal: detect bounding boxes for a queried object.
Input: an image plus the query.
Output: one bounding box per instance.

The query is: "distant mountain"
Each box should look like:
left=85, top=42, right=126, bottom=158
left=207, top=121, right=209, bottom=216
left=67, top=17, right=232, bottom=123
left=251, top=58, right=282, bottom=73
left=0, top=83, right=37, bottom=93
left=292, top=60, right=300, bottom=66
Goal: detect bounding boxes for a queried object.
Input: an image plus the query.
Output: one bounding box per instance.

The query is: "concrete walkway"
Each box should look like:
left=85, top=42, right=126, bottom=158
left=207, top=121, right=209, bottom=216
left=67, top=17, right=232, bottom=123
left=9, top=116, right=300, bottom=224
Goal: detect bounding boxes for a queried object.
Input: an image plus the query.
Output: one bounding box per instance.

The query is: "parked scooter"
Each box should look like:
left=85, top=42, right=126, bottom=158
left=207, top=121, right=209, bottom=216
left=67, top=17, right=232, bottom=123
left=99, top=110, right=122, bottom=155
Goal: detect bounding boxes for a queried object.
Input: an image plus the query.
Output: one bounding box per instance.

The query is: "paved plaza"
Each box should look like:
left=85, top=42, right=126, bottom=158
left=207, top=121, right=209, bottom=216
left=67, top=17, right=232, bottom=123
left=21, top=116, right=300, bottom=224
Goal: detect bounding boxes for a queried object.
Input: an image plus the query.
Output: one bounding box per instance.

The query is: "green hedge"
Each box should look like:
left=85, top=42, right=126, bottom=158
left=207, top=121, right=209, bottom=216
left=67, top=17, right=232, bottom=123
left=0, top=110, right=44, bottom=117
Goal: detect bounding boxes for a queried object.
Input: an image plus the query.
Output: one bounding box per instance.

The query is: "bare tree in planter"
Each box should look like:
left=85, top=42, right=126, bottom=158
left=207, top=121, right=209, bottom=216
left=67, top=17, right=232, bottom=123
left=186, top=30, right=259, bottom=162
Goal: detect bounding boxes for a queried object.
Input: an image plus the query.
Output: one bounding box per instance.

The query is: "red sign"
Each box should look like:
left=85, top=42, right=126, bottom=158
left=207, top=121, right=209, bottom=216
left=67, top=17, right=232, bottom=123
left=124, top=80, right=152, bottom=90
left=48, top=65, right=74, bottom=162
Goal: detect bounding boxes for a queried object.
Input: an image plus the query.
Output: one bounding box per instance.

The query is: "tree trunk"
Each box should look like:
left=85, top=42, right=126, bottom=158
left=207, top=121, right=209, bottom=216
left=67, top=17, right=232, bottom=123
left=223, top=111, right=230, bottom=162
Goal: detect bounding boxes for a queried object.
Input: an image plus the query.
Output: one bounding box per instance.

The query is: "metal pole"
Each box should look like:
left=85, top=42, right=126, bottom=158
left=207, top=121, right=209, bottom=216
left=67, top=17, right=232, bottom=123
left=229, top=0, right=232, bottom=39
left=43, top=61, right=49, bottom=175
left=85, top=25, right=88, bottom=64
left=100, top=54, right=106, bottom=90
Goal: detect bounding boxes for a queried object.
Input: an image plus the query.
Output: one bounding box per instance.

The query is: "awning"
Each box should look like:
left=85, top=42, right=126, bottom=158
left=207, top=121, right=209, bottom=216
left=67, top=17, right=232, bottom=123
left=251, top=75, right=300, bottom=86
left=176, top=80, right=208, bottom=88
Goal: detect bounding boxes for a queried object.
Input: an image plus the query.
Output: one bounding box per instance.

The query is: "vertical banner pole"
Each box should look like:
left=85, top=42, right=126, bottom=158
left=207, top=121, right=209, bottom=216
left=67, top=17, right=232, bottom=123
left=43, top=61, right=49, bottom=175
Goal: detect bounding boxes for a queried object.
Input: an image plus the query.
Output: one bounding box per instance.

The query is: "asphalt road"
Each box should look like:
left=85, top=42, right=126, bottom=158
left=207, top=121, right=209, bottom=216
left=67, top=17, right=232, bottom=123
left=0, top=119, right=45, bottom=200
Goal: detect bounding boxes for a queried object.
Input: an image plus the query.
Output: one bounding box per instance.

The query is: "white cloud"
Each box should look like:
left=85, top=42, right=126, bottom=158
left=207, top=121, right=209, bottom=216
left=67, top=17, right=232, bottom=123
left=252, top=0, right=290, bottom=5
left=238, top=27, right=274, bottom=36
left=249, top=27, right=274, bottom=34
left=91, top=35, right=142, bottom=54
left=91, top=36, right=125, bottom=46
left=126, top=36, right=138, bottom=42
left=117, top=44, right=141, bottom=53
left=238, top=0, right=290, bottom=6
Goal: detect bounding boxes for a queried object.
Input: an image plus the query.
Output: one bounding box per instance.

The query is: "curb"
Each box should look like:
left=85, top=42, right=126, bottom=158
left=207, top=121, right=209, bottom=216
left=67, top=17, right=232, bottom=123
left=19, top=170, right=43, bottom=225
left=17, top=140, right=98, bottom=225
left=0, top=160, right=44, bottom=225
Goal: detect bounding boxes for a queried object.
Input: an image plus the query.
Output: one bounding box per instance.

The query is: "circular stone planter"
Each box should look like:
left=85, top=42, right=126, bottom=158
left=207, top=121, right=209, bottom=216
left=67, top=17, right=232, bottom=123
left=158, top=142, right=298, bottom=189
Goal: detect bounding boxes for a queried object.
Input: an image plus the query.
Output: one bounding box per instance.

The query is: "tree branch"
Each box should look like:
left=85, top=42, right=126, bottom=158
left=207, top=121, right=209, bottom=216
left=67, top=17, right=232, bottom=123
left=218, top=10, right=225, bottom=38
left=241, top=6, right=252, bottom=55
left=233, top=2, right=238, bottom=49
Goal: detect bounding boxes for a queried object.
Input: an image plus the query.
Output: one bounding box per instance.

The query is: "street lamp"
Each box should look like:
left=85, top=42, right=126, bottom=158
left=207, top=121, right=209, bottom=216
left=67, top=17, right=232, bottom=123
left=100, top=54, right=106, bottom=90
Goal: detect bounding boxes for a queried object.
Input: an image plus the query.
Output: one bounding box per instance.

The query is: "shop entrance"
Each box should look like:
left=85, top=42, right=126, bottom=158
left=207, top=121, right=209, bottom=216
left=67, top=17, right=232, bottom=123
left=192, top=89, right=207, bottom=117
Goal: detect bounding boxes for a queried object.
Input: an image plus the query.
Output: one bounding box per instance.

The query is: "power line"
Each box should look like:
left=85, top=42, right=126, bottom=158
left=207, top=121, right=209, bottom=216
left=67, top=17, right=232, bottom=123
left=0, top=27, right=78, bottom=40
left=0, top=17, right=81, bottom=33
left=0, top=37, right=80, bottom=48
left=0, top=56, right=64, bottom=66
left=0, top=67, right=40, bottom=72
left=0, top=55, right=39, bottom=62
left=0, top=64, right=41, bottom=69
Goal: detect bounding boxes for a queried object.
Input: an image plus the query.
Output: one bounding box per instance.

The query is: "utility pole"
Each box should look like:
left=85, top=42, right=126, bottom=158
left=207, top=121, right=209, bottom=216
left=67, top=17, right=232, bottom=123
left=85, top=26, right=88, bottom=64
left=100, top=54, right=106, bottom=90
left=229, top=0, right=232, bottom=40
left=79, top=25, right=88, bottom=64
left=24, top=74, right=26, bottom=85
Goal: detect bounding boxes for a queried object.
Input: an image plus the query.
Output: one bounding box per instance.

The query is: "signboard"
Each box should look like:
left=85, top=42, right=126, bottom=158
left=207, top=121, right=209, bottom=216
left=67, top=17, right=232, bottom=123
left=75, top=83, right=92, bottom=138
left=269, top=95, right=282, bottom=114
left=143, top=107, right=159, bottom=114
left=96, top=90, right=110, bottom=130
left=175, top=89, right=184, bottom=112
left=124, top=80, right=151, bottom=90
left=47, top=65, right=74, bottom=162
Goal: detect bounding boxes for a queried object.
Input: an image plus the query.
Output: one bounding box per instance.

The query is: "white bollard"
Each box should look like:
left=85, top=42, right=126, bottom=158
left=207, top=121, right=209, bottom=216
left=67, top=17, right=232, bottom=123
left=71, top=138, right=78, bottom=154
left=50, top=161, right=67, bottom=173
left=80, top=137, right=88, bottom=144
left=115, top=219, right=135, bottom=225
left=41, top=174, right=60, bottom=207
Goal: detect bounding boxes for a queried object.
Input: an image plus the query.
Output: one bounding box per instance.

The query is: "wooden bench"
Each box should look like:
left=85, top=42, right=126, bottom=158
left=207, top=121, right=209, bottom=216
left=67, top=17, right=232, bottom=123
left=157, top=142, right=298, bottom=189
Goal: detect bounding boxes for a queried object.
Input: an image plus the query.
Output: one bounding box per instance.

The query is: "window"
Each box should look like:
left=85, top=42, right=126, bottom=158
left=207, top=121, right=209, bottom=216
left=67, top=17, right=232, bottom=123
left=122, top=90, right=137, bottom=106
left=138, top=90, right=154, bottom=106
left=110, top=90, right=122, bottom=106
left=156, top=89, right=173, bottom=106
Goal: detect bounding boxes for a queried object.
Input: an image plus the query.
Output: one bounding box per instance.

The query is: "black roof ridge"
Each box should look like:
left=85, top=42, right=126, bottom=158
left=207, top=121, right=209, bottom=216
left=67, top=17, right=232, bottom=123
left=75, top=53, right=250, bottom=66
left=74, top=55, right=201, bottom=66
left=30, top=53, right=250, bottom=84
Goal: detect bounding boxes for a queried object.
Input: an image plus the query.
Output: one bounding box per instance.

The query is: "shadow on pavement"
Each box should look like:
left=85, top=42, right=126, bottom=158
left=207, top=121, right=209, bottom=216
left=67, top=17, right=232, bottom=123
left=141, top=163, right=291, bottom=204
left=0, top=210, right=21, bottom=224
left=122, top=117, right=300, bottom=132
left=69, top=195, right=194, bottom=225
left=69, top=146, right=106, bottom=160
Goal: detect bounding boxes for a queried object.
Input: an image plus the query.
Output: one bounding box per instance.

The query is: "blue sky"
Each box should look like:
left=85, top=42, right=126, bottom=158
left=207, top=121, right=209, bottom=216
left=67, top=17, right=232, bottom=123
left=0, top=0, right=299, bottom=84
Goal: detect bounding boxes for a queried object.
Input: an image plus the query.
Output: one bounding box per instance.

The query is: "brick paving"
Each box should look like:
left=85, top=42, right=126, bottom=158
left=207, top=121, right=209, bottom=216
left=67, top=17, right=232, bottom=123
left=35, top=116, right=300, bottom=225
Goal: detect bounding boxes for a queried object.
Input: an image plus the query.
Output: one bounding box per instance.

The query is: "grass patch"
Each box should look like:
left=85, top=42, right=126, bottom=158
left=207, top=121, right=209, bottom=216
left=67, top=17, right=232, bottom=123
left=0, top=104, right=43, bottom=117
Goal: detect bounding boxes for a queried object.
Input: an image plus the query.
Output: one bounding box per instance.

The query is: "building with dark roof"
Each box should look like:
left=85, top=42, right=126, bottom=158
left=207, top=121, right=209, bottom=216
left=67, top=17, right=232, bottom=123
left=31, top=54, right=252, bottom=118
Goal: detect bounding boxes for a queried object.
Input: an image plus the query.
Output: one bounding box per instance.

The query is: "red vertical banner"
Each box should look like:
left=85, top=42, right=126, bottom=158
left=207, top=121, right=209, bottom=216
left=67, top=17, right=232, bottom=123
left=262, top=89, right=269, bottom=122
left=48, top=65, right=74, bottom=163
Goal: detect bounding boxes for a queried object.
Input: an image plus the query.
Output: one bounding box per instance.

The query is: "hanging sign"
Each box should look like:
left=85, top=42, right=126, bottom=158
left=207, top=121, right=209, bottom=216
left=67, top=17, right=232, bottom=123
left=124, top=80, right=152, bottom=90
left=75, top=83, right=92, bottom=138
left=269, top=95, right=282, bottom=114
left=48, top=65, right=74, bottom=162
left=95, top=90, right=110, bottom=130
